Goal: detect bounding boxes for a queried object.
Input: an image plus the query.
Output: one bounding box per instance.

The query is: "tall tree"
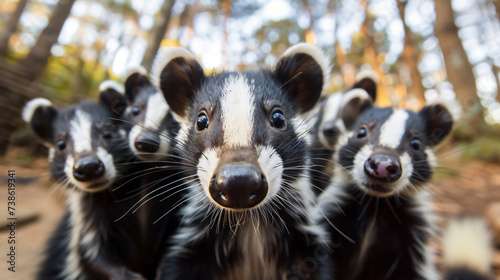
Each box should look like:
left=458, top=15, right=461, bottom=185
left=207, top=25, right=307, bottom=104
left=397, top=0, right=426, bottom=105
left=0, top=0, right=29, bottom=57
left=20, top=0, right=76, bottom=78
left=434, top=0, right=479, bottom=114
left=0, top=0, right=76, bottom=156
left=141, top=0, right=175, bottom=70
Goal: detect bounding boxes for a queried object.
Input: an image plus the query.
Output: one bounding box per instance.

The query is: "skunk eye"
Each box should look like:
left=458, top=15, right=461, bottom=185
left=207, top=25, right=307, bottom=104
left=357, top=127, right=367, bottom=138
left=57, top=139, right=66, bottom=150
left=410, top=138, right=421, bottom=150
left=132, top=106, right=141, bottom=116
left=102, top=130, right=112, bottom=139
left=196, top=113, right=209, bottom=131
left=270, top=111, right=286, bottom=129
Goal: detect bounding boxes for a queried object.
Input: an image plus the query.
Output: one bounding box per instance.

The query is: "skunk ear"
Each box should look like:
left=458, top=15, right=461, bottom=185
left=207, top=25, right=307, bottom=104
left=123, top=66, right=151, bottom=103
left=22, top=98, right=58, bottom=145
left=98, top=80, right=127, bottom=118
left=273, top=43, right=330, bottom=114
left=352, top=71, right=377, bottom=102
left=419, top=100, right=456, bottom=146
left=151, top=47, right=205, bottom=120
left=339, top=89, right=373, bottom=130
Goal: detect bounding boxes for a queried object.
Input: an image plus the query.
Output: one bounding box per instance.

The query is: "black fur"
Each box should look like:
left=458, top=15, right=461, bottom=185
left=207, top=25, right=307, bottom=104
left=153, top=46, right=332, bottom=280
left=318, top=103, right=453, bottom=280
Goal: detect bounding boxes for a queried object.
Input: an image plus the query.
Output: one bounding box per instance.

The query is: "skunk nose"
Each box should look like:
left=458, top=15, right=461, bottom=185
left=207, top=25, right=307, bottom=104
left=73, top=157, right=105, bottom=182
left=209, top=164, right=268, bottom=209
left=364, top=155, right=401, bottom=182
left=134, top=132, right=160, bottom=153
left=322, top=122, right=339, bottom=141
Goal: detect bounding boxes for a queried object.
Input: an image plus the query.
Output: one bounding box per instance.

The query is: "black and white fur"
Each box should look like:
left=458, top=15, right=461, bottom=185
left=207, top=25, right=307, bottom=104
left=442, top=217, right=493, bottom=280
left=23, top=85, right=167, bottom=280
left=316, top=98, right=459, bottom=280
left=151, top=44, right=333, bottom=280
left=120, top=66, right=179, bottom=161
left=309, top=75, right=377, bottom=194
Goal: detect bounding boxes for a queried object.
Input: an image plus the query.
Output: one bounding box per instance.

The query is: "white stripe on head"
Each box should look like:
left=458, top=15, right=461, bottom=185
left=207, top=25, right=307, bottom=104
left=257, top=145, right=283, bottom=202
left=220, top=75, right=255, bottom=148
left=321, top=92, right=343, bottom=125
left=144, top=91, right=169, bottom=130
left=379, top=109, right=409, bottom=149
left=70, top=110, right=93, bottom=153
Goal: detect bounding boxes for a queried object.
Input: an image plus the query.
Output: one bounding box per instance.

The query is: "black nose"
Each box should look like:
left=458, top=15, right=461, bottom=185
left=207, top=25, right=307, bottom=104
left=322, top=122, right=339, bottom=141
left=134, top=132, right=160, bottom=153
left=364, top=155, right=402, bottom=182
left=209, top=164, right=268, bottom=209
left=73, top=157, right=105, bottom=182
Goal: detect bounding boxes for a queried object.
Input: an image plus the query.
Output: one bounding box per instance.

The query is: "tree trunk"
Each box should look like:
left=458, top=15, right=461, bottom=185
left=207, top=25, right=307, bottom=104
left=397, top=0, right=426, bottom=105
left=0, top=0, right=76, bottom=157
left=434, top=0, right=479, bottom=113
left=492, top=60, right=500, bottom=103
left=491, top=0, right=500, bottom=19
left=20, top=0, right=76, bottom=78
left=141, top=0, right=175, bottom=70
left=360, top=0, right=389, bottom=106
left=0, top=0, right=29, bottom=57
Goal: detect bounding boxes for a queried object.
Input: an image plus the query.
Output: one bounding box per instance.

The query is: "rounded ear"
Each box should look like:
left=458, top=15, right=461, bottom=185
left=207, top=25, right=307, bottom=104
left=352, top=71, right=377, bottom=102
left=339, top=89, right=373, bottom=130
left=99, top=80, right=128, bottom=118
left=151, top=47, right=205, bottom=120
left=419, top=102, right=454, bottom=146
left=273, top=43, right=330, bottom=114
left=123, top=66, right=151, bottom=103
left=22, top=98, right=58, bottom=145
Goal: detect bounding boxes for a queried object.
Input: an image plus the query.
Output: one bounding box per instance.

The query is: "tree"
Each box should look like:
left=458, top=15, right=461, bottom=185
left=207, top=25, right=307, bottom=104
left=397, top=0, right=426, bottom=105
left=0, top=0, right=29, bottom=57
left=0, top=0, right=76, bottom=156
left=434, top=0, right=480, bottom=115
left=141, top=0, right=175, bottom=70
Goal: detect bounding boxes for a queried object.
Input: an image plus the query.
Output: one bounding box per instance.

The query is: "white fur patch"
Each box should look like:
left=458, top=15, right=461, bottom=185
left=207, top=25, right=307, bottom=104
left=355, top=69, right=378, bottom=83
left=321, top=92, right=343, bottom=126
left=70, top=110, right=93, bottom=153
left=96, top=146, right=116, bottom=186
left=221, top=75, right=255, bottom=148
left=425, top=96, right=462, bottom=122
left=339, top=88, right=371, bottom=112
left=144, top=91, right=169, bottom=130
left=425, top=147, right=437, bottom=169
left=379, top=109, right=409, bottom=149
left=98, top=80, right=124, bottom=94
left=22, top=97, right=52, bottom=123
left=282, top=43, right=331, bottom=91
left=197, top=148, right=221, bottom=201
left=122, top=65, right=148, bottom=81
left=442, top=217, right=492, bottom=275
left=257, top=145, right=283, bottom=203
left=396, top=152, right=414, bottom=194
left=62, top=189, right=84, bottom=280
left=150, top=47, right=197, bottom=88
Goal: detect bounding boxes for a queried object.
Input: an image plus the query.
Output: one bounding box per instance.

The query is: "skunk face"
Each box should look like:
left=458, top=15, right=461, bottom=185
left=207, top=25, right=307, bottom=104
left=122, top=67, right=179, bottom=161
left=22, top=86, right=129, bottom=192
left=152, top=44, right=329, bottom=220
left=336, top=103, right=454, bottom=197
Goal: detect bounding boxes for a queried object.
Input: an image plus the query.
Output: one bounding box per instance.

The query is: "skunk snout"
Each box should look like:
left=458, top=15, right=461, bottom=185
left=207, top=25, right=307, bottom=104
left=209, top=164, right=268, bottom=210
left=73, top=156, right=105, bottom=182
left=364, top=155, right=401, bottom=182
left=134, top=132, right=161, bottom=153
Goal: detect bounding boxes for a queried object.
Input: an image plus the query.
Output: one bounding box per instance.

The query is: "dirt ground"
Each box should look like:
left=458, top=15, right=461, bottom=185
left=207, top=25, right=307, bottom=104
left=0, top=156, right=499, bottom=279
